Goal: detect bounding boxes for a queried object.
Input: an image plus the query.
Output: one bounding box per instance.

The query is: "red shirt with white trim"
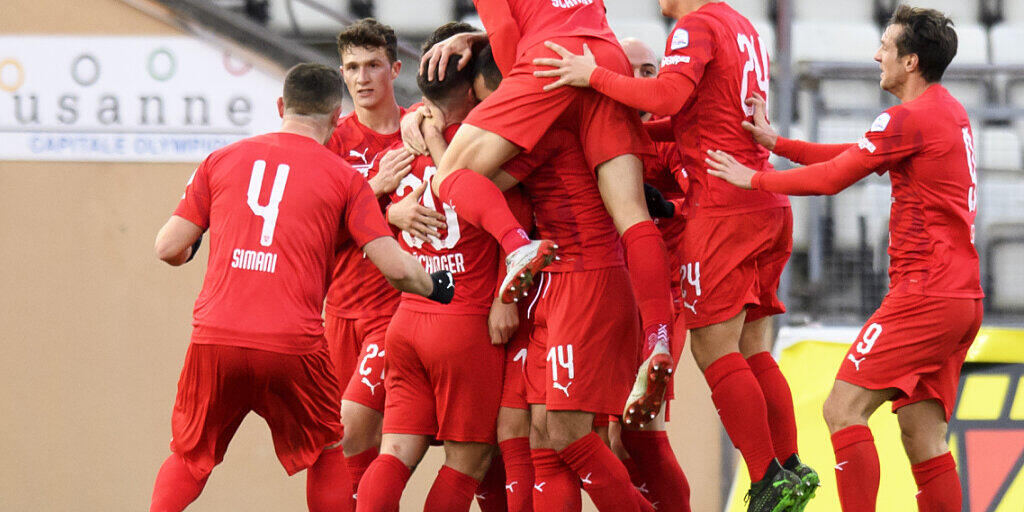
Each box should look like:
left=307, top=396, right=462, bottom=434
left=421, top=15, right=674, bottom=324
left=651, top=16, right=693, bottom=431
left=174, top=132, right=393, bottom=354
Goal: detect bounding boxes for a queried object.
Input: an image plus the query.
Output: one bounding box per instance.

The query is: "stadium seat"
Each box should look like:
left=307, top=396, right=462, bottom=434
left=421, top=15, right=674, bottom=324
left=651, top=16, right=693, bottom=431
left=985, top=224, right=1024, bottom=310
left=991, top=24, right=1024, bottom=65
left=819, top=80, right=884, bottom=110
left=603, top=0, right=664, bottom=23
left=792, top=22, right=880, bottom=63
left=831, top=180, right=891, bottom=250
left=944, top=81, right=989, bottom=110
left=815, top=115, right=874, bottom=144
left=980, top=177, right=1024, bottom=228
left=377, top=0, right=452, bottom=34
left=1006, top=1, right=1024, bottom=24
left=794, top=0, right=873, bottom=23
left=268, top=0, right=349, bottom=33
left=979, top=128, right=1023, bottom=171
left=916, top=0, right=981, bottom=25
left=727, top=0, right=771, bottom=21
left=953, top=24, right=989, bottom=64
left=608, top=19, right=669, bottom=58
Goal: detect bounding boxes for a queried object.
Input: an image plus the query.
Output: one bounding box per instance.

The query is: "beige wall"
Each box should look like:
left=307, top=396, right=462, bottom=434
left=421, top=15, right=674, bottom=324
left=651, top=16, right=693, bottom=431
left=0, top=1, right=726, bottom=510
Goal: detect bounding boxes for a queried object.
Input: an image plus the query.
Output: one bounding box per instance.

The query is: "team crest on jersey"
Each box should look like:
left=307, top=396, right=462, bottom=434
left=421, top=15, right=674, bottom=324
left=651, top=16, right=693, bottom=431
left=670, top=29, right=689, bottom=50
left=870, top=112, right=891, bottom=132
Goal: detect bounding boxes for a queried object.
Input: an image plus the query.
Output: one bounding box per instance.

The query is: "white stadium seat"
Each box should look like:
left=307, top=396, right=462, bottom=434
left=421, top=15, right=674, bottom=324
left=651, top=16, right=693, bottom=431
left=268, top=0, right=349, bottom=33
left=953, top=24, right=989, bottom=65
left=377, top=0, right=452, bottom=34
left=819, top=80, right=884, bottom=110
left=608, top=19, right=669, bottom=58
left=794, top=0, right=873, bottom=23
left=979, top=128, right=1023, bottom=171
left=815, top=116, right=873, bottom=144
left=991, top=25, right=1024, bottom=65
left=1006, top=1, right=1024, bottom=24
left=832, top=180, right=891, bottom=250
left=944, top=81, right=988, bottom=110
left=726, top=0, right=770, bottom=21
left=916, top=0, right=980, bottom=25
left=603, top=0, right=664, bottom=23
left=792, top=22, right=880, bottom=63
left=980, top=177, right=1024, bottom=227
left=989, top=236, right=1024, bottom=309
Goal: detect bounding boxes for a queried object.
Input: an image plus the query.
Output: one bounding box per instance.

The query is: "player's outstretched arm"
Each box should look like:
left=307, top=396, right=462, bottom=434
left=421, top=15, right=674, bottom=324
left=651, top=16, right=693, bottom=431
left=744, top=94, right=856, bottom=164
left=706, top=148, right=874, bottom=196
left=362, top=237, right=454, bottom=303
left=154, top=215, right=204, bottom=266
left=532, top=42, right=695, bottom=116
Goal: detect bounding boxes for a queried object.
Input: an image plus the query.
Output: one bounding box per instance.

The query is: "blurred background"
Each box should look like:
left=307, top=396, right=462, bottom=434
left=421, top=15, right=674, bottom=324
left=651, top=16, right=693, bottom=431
left=1, top=0, right=1022, bottom=511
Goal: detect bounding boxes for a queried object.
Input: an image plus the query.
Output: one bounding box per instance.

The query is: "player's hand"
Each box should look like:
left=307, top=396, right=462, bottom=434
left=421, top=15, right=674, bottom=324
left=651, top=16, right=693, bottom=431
left=488, top=297, right=519, bottom=345
left=420, top=31, right=482, bottom=81
left=705, top=149, right=756, bottom=190
left=387, top=182, right=447, bottom=242
left=368, top=148, right=415, bottom=196
left=643, top=183, right=676, bottom=218
left=401, top=106, right=429, bottom=155
left=741, top=93, right=778, bottom=151
left=532, top=41, right=597, bottom=91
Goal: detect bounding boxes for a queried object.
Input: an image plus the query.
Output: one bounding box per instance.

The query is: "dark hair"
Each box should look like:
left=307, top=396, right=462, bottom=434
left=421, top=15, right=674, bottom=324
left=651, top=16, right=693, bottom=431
left=336, top=18, right=398, bottom=63
left=417, top=54, right=476, bottom=106
left=420, top=21, right=477, bottom=55
left=282, top=63, right=344, bottom=115
left=473, top=44, right=503, bottom=91
left=889, top=5, right=958, bottom=83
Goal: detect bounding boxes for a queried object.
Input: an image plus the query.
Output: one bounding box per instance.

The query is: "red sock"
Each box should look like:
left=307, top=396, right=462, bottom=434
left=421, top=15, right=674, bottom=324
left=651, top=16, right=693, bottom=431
left=346, top=447, right=378, bottom=503
left=621, top=430, right=692, bottom=512
left=558, top=432, right=653, bottom=512
left=476, top=453, right=508, bottom=512
left=439, top=168, right=529, bottom=253
left=703, top=353, right=776, bottom=480
left=424, top=465, right=480, bottom=512
left=621, top=456, right=646, bottom=489
left=746, top=352, right=799, bottom=462
left=621, top=221, right=675, bottom=355
left=830, top=425, right=879, bottom=512
left=500, top=438, right=534, bottom=512
left=531, top=448, right=582, bottom=512
left=150, top=453, right=208, bottom=512
left=355, top=454, right=409, bottom=512
left=912, top=452, right=960, bottom=512
left=306, top=448, right=353, bottom=512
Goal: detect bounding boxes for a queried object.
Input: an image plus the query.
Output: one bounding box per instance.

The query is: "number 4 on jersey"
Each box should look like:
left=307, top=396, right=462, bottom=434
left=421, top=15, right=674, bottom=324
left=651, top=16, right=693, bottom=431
left=247, top=160, right=290, bottom=247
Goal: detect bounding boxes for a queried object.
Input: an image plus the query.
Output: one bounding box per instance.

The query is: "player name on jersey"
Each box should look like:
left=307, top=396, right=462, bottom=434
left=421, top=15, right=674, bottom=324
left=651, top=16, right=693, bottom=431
left=230, top=248, right=279, bottom=274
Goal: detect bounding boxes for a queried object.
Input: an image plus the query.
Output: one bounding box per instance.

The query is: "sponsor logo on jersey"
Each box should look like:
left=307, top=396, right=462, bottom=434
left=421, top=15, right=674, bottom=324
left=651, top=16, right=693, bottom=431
left=661, top=55, right=691, bottom=67
left=858, top=137, right=877, bottom=154
left=231, top=248, right=278, bottom=273
left=671, top=29, right=690, bottom=50
left=870, top=112, right=891, bottom=132
left=348, top=147, right=379, bottom=177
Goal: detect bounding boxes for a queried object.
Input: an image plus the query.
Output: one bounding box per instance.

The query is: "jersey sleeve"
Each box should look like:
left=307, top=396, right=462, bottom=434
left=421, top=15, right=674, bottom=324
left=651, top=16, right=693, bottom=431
left=343, top=174, right=394, bottom=248
left=659, top=15, right=718, bottom=86
left=853, top=107, right=923, bottom=174
left=172, top=159, right=212, bottom=229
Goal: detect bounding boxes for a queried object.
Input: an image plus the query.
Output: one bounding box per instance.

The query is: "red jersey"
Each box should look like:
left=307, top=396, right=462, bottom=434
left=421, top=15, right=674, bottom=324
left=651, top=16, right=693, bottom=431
left=474, top=0, right=617, bottom=73
left=174, top=132, right=393, bottom=355
left=660, top=2, right=789, bottom=216
left=388, top=125, right=529, bottom=314
left=503, top=122, right=624, bottom=272
left=324, top=109, right=406, bottom=319
left=761, top=85, right=983, bottom=298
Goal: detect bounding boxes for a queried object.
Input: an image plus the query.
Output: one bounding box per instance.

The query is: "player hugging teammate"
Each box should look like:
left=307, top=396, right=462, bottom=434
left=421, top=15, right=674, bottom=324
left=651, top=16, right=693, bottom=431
left=150, top=2, right=983, bottom=512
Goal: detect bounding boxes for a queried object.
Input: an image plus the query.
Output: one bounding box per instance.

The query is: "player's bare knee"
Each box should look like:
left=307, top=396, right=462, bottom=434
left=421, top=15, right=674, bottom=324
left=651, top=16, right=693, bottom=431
left=823, top=392, right=862, bottom=433
left=546, top=411, right=592, bottom=451
left=497, top=407, right=531, bottom=443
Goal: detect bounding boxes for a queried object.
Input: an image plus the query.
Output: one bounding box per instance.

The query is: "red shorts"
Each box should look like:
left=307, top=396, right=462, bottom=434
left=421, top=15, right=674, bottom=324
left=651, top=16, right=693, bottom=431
left=324, top=313, right=391, bottom=412
left=464, top=36, right=654, bottom=169
left=836, top=293, right=984, bottom=420
left=382, top=308, right=504, bottom=443
left=501, top=299, right=535, bottom=411
left=680, top=207, right=792, bottom=329
left=169, top=343, right=342, bottom=480
left=524, top=267, right=641, bottom=415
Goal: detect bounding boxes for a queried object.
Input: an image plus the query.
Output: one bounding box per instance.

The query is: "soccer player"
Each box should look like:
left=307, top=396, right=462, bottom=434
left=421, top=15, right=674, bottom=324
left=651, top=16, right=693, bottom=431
left=707, top=7, right=982, bottom=511
left=354, top=41, right=525, bottom=512
left=325, top=18, right=446, bottom=495
left=418, top=1, right=680, bottom=423
left=533, top=1, right=815, bottom=508
left=149, top=63, right=454, bottom=512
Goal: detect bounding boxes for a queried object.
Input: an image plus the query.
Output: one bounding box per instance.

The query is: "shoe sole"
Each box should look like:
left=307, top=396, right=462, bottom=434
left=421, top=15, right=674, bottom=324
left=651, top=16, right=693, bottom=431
left=499, top=241, right=558, bottom=304
left=791, top=475, right=819, bottom=512
left=622, top=353, right=674, bottom=427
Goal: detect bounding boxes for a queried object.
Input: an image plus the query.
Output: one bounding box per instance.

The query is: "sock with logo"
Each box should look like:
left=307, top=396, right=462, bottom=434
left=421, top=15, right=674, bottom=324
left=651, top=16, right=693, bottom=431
left=424, top=465, right=482, bottom=512
left=531, top=448, right=582, bottom=512
left=746, top=351, right=799, bottom=462
left=501, top=438, right=534, bottom=512
left=830, top=425, right=879, bottom=512
left=345, top=447, right=377, bottom=503
left=621, top=221, right=676, bottom=357
left=912, top=452, right=960, bottom=512
left=558, top=432, right=654, bottom=511
left=355, top=454, right=409, bottom=512
left=150, top=453, right=209, bottom=512
left=438, top=168, right=529, bottom=253
left=621, top=429, right=692, bottom=511
left=306, top=447, right=352, bottom=512
left=475, top=453, right=508, bottom=512
left=703, top=353, right=776, bottom=481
